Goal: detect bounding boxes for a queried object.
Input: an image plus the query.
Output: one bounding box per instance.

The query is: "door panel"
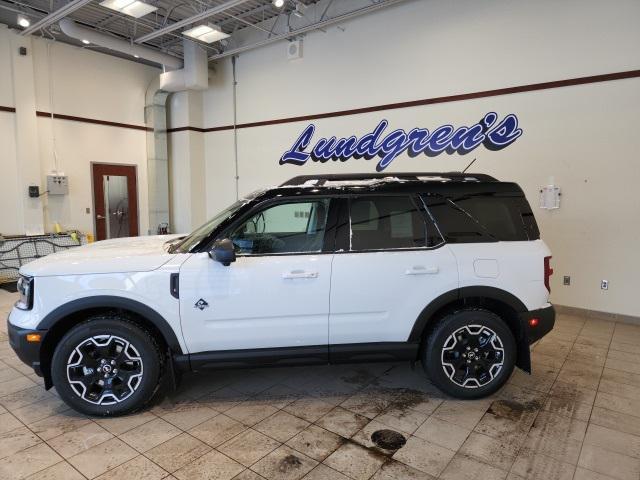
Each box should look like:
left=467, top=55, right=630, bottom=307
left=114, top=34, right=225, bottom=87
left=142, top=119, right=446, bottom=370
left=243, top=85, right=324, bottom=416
left=329, top=248, right=458, bottom=344
left=92, top=164, right=138, bottom=240
left=179, top=252, right=332, bottom=353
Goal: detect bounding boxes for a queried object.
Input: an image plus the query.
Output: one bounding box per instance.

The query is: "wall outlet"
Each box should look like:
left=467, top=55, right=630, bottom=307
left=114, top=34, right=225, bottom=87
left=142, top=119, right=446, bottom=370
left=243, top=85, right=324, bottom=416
left=563, top=276, right=571, bottom=286
left=601, top=280, right=609, bottom=290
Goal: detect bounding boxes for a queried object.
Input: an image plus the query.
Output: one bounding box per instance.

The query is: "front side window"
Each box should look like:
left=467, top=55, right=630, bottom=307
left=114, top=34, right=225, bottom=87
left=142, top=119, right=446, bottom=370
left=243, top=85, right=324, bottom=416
left=230, top=199, right=330, bottom=255
left=349, top=196, right=427, bottom=251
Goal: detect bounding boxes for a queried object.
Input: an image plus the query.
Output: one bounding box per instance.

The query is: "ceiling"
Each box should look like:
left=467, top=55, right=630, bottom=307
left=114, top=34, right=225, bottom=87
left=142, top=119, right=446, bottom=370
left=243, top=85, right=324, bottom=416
left=0, top=0, right=323, bottom=65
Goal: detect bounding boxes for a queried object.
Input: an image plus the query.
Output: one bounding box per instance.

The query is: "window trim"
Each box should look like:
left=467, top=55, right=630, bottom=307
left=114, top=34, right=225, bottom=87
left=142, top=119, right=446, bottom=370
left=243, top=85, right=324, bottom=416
left=342, top=194, right=444, bottom=254
left=215, top=196, right=338, bottom=257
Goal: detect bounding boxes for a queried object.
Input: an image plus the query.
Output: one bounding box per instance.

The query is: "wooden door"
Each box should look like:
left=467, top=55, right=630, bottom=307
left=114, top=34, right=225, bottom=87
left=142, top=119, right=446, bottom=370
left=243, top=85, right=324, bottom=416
left=92, top=164, right=139, bottom=241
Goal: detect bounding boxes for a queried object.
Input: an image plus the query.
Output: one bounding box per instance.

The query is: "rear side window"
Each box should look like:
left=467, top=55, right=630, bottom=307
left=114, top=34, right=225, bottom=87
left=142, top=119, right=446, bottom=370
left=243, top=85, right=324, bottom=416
left=423, top=193, right=539, bottom=243
left=350, top=196, right=427, bottom=250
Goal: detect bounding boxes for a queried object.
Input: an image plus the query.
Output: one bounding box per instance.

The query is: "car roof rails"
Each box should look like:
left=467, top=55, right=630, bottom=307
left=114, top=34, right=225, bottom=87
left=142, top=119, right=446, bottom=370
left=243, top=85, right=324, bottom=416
left=280, top=172, right=498, bottom=187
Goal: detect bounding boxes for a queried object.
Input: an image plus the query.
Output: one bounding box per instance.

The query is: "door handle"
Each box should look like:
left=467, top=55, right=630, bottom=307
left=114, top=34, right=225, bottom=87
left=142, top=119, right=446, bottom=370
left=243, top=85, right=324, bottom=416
left=96, top=214, right=106, bottom=220
left=405, top=265, right=439, bottom=275
left=283, top=270, right=319, bottom=279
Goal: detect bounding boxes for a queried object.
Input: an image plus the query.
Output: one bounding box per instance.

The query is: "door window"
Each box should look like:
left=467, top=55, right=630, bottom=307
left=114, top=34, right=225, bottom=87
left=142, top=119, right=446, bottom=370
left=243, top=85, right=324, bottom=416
left=350, top=196, right=427, bottom=251
left=230, top=199, right=330, bottom=254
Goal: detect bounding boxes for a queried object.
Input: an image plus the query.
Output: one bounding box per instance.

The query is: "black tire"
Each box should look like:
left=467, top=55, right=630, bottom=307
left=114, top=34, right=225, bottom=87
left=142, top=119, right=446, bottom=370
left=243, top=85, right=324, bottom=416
left=51, top=315, right=163, bottom=416
left=422, top=308, right=516, bottom=399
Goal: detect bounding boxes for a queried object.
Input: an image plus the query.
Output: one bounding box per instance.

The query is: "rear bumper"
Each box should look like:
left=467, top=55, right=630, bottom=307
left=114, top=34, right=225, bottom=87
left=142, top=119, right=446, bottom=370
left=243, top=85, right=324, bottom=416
left=521, top=304, right=555, bottom=344
left=7, top=318, right=45, bottom=376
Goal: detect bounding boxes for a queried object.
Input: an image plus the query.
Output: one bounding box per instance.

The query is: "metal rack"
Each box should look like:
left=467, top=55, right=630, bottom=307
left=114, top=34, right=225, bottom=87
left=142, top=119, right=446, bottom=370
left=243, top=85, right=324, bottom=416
left=0, top=233, right=83, bottom=283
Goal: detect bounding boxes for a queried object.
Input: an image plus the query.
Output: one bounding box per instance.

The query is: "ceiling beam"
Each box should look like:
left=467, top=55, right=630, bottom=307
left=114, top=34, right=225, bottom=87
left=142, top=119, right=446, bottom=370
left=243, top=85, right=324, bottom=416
left=134, top=0, right=250, bottom=44
left=20, top=0, right=93, bottom=35
left=209, top=0, right=410, bottom=61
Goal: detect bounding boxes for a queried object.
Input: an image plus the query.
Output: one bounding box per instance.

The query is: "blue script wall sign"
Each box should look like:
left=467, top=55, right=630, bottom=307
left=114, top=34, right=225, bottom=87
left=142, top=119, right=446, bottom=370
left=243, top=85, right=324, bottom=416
left=279, top=112, right=523, bottom=172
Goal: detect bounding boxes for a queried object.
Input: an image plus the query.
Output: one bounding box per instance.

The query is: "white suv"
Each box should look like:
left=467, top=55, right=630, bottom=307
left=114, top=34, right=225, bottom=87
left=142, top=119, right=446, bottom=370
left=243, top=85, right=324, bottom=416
left=8, top=173, right=555, bottom=416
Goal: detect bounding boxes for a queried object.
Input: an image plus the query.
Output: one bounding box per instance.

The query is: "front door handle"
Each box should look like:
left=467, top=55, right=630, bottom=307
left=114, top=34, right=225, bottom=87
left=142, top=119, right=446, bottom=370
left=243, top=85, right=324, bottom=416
left=405, top=265, right=439, bottom=275
left=283, top=270, right=319, bottom=279
left=96, top=214, right=106, bottom=220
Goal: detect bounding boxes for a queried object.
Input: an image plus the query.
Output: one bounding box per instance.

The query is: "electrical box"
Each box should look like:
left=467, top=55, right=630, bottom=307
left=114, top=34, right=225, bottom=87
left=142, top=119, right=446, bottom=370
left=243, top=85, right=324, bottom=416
left=539, top=184, right=560, bottom=209
left=287, top=40, right=303, bottom=60
left=47, top=175, right=69, bottom=195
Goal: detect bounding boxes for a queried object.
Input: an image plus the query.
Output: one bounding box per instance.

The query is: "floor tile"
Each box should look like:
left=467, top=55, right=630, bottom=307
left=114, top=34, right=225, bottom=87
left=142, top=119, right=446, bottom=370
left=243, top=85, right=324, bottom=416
left=28, top=412, right=91, bottom=441
left=458, top=432, right=519, bottom=471
left=370, top=459, right=435, bottom=479
left=0, top=411, right=23, bottom=434
left=218, top=428, right=280, bottom=467
left=67, top=437, right=138, bottom=479
left=392, top=435, right=455, bottom=477
left=510, top=450, right=575, bottom=480
left=144, top=432, right=211, bottom=472
left=251, top=445, right=317, bottom=480
left=285, top=424, right=344, bottom=462
left=119, top=417, right=182, bottom=452
left=440, top=454, right=507, bottom=480
left=315, top=407, right=369, bottom=438
left=302, top=463, right=350, bottom=480
left=24, top=461, right=85, bottom=480
left=0, top=442, right=62, bottom=479
left=589, top=406, right=640, bottom=437
left=94, top=455, right=168, bottom=480
left=94, top=411, right=157, bottom=435
left=323, top=442, right=385, bottom=480
left=583, top=423, right=640, bottom=459
left=156, top=401, right=218, bottom=430
left=48, top=422, right=113, bottom=458
left=0, top=426, right=41, bottom=460
left=188, top=413, right=246, bottom=447
left=173, top=450, right=244, bottom=480
left=283, top=397, right=336, bottom=423
left=578, top=444, right=640, bottom=480
left=413, top=416, right=470, bottom=451
left=593, top=392, right=638, bottom=418
left=374, top=406, right=429, bottom=434
left=255, top=410, right=310, bottom=442
left=225, top=402, right=279, bottom=427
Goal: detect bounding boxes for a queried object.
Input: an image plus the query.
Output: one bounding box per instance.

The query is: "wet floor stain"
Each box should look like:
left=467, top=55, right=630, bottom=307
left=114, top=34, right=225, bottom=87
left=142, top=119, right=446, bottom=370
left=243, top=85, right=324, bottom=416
left=278, top=454, right=303, bottom=472
left=488, top=399, right=542, bottom=422
left=371, top=429, right=407, bottom=450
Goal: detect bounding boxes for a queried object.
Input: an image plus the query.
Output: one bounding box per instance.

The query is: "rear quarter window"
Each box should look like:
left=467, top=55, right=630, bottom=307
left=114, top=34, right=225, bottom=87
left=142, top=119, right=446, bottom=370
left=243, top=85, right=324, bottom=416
left=422, top=193, right=539, bottom=243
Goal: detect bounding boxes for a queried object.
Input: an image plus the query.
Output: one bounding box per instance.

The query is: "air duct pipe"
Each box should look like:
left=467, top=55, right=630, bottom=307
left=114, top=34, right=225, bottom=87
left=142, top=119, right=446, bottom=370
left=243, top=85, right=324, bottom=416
left=59, top=18, right=182, bottom=69
left=159, top=39, right=208, bottom=92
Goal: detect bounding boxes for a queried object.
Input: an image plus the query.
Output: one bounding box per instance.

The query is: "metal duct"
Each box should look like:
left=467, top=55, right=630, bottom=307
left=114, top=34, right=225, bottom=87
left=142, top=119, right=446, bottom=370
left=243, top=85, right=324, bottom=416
left=58, top=19, right=182, bottom=69
left=159, top=40, right=208, bottom=92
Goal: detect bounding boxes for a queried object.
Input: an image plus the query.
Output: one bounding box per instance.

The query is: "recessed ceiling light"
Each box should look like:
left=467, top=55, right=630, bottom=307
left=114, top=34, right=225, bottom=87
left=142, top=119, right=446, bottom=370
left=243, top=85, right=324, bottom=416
left=99, top=0, right=157, bottom=19
left=133, top=54, right=140, bottom=58
left=182, top=24, right=229, bottom=44
left=273, top=0, right=285, bottom=8
left=82, top=39, right=90, bottom=44
left=17, top=14, right=30, bottom=28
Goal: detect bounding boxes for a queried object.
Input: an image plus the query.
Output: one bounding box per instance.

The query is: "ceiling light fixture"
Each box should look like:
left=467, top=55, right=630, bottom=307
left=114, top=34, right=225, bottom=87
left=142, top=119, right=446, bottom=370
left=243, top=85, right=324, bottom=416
left=99, top=0, right=157, bottom=19
left=182, top=24, right=229, bottom=44
left=17, top=14, right=30, bottom=28
left=273, top=0, right=285, bottom=8
left=82, top=39, right=90, bottom=44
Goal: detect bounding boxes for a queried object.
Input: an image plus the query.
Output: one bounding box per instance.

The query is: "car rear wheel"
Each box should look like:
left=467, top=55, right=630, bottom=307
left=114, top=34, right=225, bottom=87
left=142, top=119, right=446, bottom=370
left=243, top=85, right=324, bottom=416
left=422, top=308, right=516, bottom=399
left=51, top=315, right=163, bottom=416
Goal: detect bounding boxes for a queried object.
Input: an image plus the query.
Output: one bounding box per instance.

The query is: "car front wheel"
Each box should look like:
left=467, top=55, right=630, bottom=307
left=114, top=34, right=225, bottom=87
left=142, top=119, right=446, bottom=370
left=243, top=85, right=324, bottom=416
left=422, top=308, right=516, bottom=399
left=51, top=315, right=163, bottom=416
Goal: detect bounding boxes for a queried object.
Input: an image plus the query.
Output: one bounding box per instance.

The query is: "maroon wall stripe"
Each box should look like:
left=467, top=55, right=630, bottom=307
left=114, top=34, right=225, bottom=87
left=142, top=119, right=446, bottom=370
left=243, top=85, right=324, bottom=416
left=36, top=110, right=151, bottom=131
left=168, top=68, right=639, bottom=133
left=0, top=106, right=16, bottom=113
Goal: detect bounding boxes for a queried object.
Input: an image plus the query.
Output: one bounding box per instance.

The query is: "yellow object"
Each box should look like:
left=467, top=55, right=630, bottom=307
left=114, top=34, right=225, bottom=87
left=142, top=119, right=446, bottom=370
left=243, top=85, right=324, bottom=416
left=53, top=222, right=62, bottom=234
left=70, top=232, right=78, bottom=243
left=86, top=234, right=95, bottom=243
left=26, top=333, right=41, bottom=343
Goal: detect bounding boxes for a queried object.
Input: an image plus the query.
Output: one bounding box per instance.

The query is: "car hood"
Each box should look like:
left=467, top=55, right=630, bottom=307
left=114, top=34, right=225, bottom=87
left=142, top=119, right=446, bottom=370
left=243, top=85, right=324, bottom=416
left=20, top=234, right=185, bottom=277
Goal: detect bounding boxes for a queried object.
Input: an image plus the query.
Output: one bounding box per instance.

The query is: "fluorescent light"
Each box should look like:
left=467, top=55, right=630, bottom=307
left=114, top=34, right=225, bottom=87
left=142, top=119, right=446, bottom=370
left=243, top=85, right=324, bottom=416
left=273, top=0, right=285, bottom=7
left=183, top=24, right=229, bottom=44
left=17, top=14, right=30, bottom=28
left=99, top=0, right=157, bottom=19
left=82, top=39, right=90, bottom=44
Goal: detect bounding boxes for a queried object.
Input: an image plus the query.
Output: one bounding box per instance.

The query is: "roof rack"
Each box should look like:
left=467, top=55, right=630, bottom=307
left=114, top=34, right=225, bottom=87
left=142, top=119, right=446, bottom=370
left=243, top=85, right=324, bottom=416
left=280, top=172, right=498, bottom=186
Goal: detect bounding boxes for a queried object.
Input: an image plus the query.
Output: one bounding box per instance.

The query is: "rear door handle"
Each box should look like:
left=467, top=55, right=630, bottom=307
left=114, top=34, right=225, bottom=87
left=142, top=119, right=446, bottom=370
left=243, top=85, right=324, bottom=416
left=283, top=270, right=319, bottom=279
left=405, top=265, right=439, bottom=275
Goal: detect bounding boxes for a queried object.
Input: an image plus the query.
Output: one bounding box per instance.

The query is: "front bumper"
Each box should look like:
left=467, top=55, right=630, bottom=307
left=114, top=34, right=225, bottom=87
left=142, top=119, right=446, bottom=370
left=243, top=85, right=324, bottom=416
left=521, top=304, right=555, bottom=344
left=7, top=318, right=46, bottom=376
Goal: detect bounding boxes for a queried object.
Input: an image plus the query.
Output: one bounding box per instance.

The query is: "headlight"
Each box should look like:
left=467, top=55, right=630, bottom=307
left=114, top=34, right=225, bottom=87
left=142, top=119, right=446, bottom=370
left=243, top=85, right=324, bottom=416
left=15, top=275, right=34, bottom=310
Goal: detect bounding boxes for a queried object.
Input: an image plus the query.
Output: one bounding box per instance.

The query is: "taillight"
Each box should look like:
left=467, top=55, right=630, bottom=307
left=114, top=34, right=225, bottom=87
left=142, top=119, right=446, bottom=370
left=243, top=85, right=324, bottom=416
left=544, top=256, right=553, bottom=293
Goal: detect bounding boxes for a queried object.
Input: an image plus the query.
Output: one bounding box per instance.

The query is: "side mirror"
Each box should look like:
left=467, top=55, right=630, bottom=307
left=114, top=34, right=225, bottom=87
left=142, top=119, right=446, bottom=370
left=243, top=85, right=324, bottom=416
left=209, top=238, right=236, bottom=266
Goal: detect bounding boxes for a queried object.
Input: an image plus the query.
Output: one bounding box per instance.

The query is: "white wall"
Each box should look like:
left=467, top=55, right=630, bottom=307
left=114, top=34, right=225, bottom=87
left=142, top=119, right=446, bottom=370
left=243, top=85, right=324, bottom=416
left=167, top=0, right=640, bottom=316
left=0, top=25, right=159, bottom=236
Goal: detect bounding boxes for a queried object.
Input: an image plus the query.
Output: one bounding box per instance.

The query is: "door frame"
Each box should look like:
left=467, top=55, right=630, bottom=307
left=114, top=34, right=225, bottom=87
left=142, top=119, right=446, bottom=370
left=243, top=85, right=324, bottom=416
left=91, top=162, right=139, bottom=240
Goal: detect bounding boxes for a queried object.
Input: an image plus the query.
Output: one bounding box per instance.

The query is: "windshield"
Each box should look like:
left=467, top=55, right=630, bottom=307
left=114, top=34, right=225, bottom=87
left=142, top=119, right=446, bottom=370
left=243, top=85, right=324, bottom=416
left=173, top=199, right=250, bottom=253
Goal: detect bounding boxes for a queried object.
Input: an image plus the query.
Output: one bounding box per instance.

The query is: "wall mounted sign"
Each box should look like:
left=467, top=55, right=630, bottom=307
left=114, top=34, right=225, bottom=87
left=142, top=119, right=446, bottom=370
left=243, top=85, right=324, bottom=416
left=280, top=112, right=522, bottom=171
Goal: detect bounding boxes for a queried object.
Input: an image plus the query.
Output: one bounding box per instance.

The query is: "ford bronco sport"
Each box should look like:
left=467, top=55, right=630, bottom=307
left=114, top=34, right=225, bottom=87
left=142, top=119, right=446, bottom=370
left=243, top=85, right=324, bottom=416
left=8, top=173, right=554, bottom=416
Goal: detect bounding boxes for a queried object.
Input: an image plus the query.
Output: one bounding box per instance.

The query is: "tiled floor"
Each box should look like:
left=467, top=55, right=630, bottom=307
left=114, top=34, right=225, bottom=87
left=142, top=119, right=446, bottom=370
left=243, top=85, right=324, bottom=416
left=1, top=289, right=640, bottom=480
